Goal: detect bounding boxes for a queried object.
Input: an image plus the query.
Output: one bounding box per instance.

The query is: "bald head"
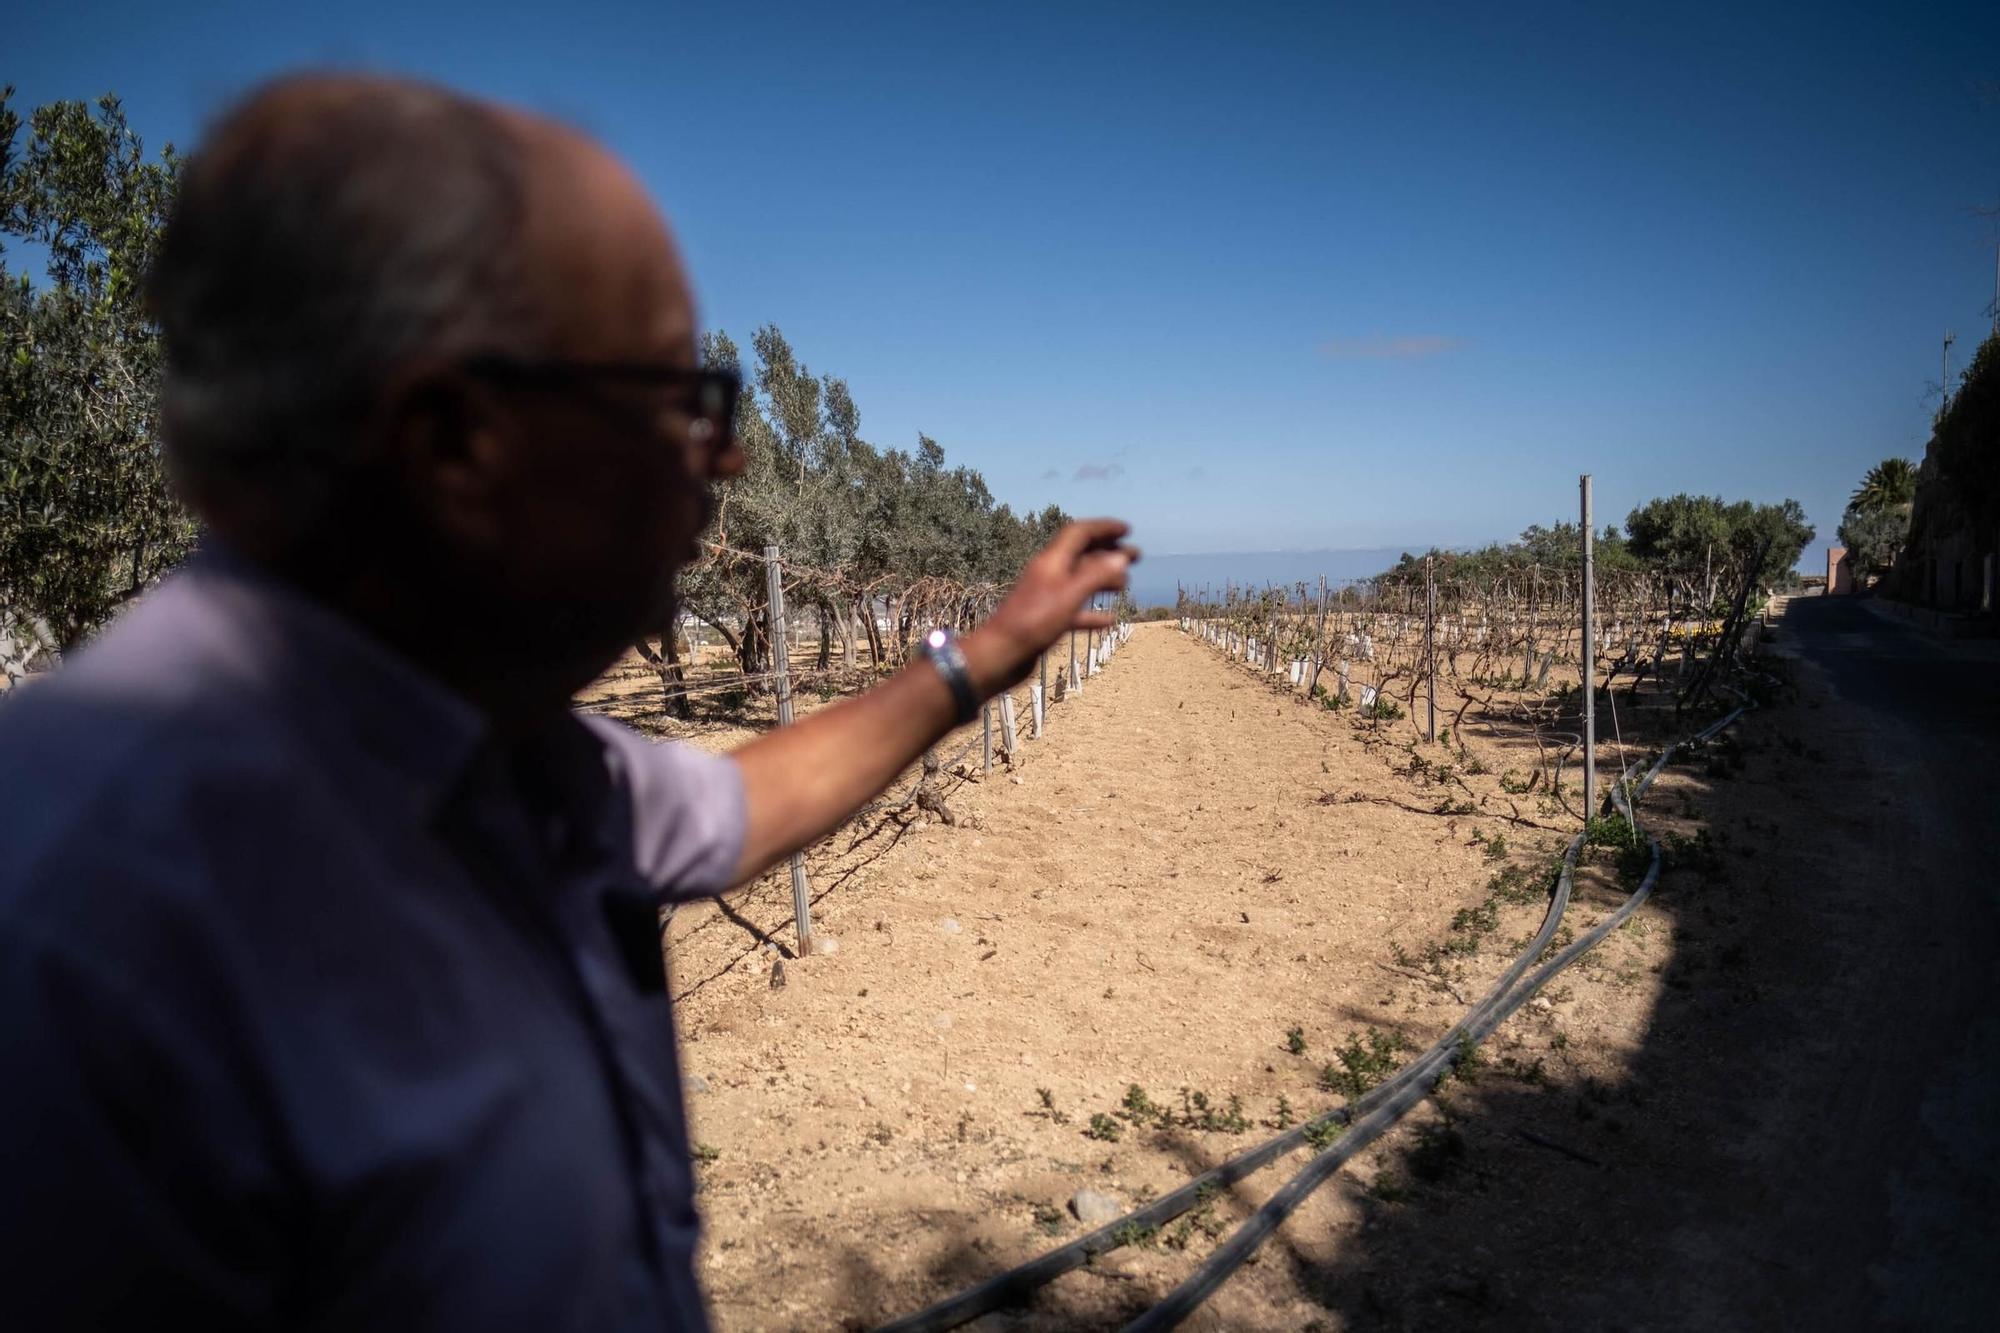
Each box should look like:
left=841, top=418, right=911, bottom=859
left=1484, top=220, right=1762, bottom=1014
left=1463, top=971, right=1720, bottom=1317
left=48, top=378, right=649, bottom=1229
left=151, top=73, right=727, bottom=703
left=151, top=74, right=694, bottom=549
left=502, top=113, right=696, bottom=367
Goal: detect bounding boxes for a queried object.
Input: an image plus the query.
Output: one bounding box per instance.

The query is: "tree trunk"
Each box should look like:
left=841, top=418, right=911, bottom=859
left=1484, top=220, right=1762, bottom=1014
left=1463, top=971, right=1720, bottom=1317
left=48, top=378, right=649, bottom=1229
left=815, top=604, right=832, bottom=671
left=889, top=593, right=910, bottom=666
left=694, top=608, right=744, bottom=672
left=634, top=635, right=693, bottom=721
left=864, top=597, right=885, bottom=669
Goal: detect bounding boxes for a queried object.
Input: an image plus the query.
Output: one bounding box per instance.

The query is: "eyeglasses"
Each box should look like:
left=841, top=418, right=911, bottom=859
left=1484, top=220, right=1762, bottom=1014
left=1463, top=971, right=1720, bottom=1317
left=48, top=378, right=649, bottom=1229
left=462, top=356, right=741, bottom=451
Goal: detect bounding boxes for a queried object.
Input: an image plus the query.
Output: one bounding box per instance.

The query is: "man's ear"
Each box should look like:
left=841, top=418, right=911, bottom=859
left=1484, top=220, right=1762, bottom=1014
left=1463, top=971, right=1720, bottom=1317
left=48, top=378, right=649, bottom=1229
left=387, top=369, right=510, bottom=552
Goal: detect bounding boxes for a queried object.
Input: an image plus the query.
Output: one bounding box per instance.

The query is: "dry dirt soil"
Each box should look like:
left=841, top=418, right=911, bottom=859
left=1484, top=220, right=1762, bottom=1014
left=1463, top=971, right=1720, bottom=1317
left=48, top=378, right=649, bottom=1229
left=590, top=621, right=1740, bottom=1332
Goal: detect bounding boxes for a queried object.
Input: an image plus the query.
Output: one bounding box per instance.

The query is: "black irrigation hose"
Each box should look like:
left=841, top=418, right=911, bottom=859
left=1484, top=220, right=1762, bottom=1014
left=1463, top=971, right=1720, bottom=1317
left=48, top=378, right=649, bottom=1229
left=1123, top=698, right=1750, bottom=1332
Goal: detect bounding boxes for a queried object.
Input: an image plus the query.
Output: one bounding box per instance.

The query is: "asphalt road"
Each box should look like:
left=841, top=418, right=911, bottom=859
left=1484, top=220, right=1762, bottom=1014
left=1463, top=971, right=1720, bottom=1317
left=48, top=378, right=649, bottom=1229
left=1784, top=595, right=2000, bottom=747
left=1758, top=596, right=2000, bottom=1328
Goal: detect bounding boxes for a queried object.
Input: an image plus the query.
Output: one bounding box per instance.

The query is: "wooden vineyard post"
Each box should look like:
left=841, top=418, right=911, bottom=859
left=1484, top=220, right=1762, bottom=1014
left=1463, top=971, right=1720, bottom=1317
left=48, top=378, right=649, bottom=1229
left=1526, top=564, right=1539, bottom=685
left=1425, top=554, right=1438, bottom=742
left=982, top=701, right=993, bottom=775
left=1069, top=629, right=1080, bottom=694
left=1034, top=648, right=1047, bottom=739
left=1581, top=474, right=1598, bottom=823
left=763, top=545, right=813, bottom=954
left=1305, top=577, right=1329, bottom=698
left=999, top=693, right=1019, bottom=756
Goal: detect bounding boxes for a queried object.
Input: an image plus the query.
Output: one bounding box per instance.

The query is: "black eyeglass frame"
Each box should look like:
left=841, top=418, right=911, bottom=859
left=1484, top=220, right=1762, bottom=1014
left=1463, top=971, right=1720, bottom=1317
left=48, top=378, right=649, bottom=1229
left=462, top=356, right=741, bottom=447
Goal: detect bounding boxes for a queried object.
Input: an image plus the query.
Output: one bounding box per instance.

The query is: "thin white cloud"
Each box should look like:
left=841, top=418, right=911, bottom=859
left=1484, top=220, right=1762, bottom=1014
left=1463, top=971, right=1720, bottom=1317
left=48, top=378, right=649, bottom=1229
left=1073, top=462, right=1125, bottom=482
left=1317, top=334, right=1465, bottom=361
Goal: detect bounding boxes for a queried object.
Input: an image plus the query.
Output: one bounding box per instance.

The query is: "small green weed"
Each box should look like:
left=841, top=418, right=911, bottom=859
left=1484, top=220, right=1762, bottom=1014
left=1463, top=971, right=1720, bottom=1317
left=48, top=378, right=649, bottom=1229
left=1663, top=829, right=1723, bottom=875
left=1320, top=1028, right=1409, bottom=1098
left=1120, top=1084, right=1164, bottom=1125
left=1179, top=1088, right=1251, bottom=1134
left=1450, top=1032, right=1486, bottom=1083
left=1407, top=1120, right=1466, bottom=1183
left=1304, top=1116, right=1347, bottom=1150
left=1369, top=1174, right=1410, bottom=1202
left=1109, top=1221, right=1157, bottom=1249
left=1488, top=861, right=1548, bottom=905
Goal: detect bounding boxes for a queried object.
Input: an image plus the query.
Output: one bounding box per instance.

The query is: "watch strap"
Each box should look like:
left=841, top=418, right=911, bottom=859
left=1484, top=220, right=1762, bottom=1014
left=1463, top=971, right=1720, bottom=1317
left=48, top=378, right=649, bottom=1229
left=920, top=629, right=980, bottom=726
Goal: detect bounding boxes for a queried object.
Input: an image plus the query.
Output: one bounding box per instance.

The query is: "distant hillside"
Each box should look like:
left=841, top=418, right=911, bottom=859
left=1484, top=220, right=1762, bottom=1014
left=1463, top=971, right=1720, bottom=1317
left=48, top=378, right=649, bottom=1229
left=1127, top=548, right=1421, bottom=608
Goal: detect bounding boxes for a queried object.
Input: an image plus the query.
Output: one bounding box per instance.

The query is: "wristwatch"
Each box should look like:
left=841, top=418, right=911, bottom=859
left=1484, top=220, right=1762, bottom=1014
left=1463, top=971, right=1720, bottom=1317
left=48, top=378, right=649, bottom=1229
left=917, top=626, right=981, bottom=725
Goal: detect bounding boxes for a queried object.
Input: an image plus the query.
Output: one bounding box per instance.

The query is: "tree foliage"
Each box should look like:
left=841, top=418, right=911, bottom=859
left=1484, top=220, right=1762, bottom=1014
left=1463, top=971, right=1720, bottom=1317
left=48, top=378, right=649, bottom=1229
left=1378, top=493, right=1812, bottom=611
left=664, top=325, right=1065, bottom=684
left=698, top=325, right=1060, bottom=592
left=1915, top=332, right=2000, bottom=548
left=1383, top=523, right=1634, bottom=584
left=1, top=87, right=193, bottom=656
left=1623, top=493, right=1811, bottom=604
left=1837, top=502, right=1906, bottom=574
left=1836, top=454, right=1916, bottom=577
left=1849, top=457, right=1916, bottom=512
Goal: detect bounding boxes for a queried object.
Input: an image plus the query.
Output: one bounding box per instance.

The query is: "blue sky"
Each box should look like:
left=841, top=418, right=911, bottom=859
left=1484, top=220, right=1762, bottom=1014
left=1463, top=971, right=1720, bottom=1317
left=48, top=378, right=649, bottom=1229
left=11, top=1, right=1999, bottom=566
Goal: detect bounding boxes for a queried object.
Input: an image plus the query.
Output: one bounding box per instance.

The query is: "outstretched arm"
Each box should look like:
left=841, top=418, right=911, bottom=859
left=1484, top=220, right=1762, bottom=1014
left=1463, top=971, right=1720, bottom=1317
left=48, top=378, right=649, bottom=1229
left=726, top=519, right=1136, bottom=886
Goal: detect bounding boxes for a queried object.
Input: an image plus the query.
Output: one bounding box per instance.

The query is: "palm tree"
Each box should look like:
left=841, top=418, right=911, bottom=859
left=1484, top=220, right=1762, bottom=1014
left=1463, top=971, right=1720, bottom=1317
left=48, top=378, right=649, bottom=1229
left=1850, top=457, right=1917, bottom=513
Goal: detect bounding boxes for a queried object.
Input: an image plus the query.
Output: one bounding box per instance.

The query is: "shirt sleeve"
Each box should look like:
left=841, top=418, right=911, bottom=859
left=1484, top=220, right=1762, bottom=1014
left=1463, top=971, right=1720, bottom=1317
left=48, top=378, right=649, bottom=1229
left=584, top=717, right=748, bottom=900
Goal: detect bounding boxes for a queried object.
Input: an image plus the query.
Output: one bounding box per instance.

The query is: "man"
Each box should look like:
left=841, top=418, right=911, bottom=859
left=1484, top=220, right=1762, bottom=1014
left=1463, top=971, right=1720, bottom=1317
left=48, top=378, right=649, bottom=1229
left=0, top=75, right=1133, bottom=1330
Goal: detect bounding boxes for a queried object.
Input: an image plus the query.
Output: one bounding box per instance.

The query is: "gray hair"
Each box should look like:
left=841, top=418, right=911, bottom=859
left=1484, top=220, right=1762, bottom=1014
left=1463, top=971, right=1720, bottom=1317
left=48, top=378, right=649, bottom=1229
left=150, top=75, right=540, bottom=539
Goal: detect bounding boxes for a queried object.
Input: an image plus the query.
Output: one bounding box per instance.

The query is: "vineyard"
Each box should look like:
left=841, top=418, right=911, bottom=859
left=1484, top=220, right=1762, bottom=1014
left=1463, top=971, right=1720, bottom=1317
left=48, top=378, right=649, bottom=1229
left=632, top=510, right=1778, bottom=1329
left=1174, top=556, right=1770, bottom=811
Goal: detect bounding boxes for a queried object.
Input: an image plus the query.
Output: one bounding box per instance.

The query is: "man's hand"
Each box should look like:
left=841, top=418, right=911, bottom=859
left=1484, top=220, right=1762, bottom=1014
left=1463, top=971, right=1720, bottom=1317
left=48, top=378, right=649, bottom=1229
left=961, top=518, right=1139, bottom=697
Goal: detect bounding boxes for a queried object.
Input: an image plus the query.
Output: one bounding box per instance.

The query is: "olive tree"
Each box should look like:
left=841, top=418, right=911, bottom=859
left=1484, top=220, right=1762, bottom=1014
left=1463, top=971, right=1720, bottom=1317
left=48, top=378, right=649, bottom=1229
left=1, top=88, right=193, bottom=668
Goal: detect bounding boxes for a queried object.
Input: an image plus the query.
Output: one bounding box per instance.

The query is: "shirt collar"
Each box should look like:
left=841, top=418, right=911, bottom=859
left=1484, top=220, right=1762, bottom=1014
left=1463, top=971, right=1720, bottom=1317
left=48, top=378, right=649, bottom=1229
left=187, top=542, right=493, bottom=816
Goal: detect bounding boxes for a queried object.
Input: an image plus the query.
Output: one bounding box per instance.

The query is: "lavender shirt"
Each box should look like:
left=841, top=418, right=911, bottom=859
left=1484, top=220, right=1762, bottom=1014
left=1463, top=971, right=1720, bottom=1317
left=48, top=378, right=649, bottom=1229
left=0, top=551, right=746, bottom=1331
